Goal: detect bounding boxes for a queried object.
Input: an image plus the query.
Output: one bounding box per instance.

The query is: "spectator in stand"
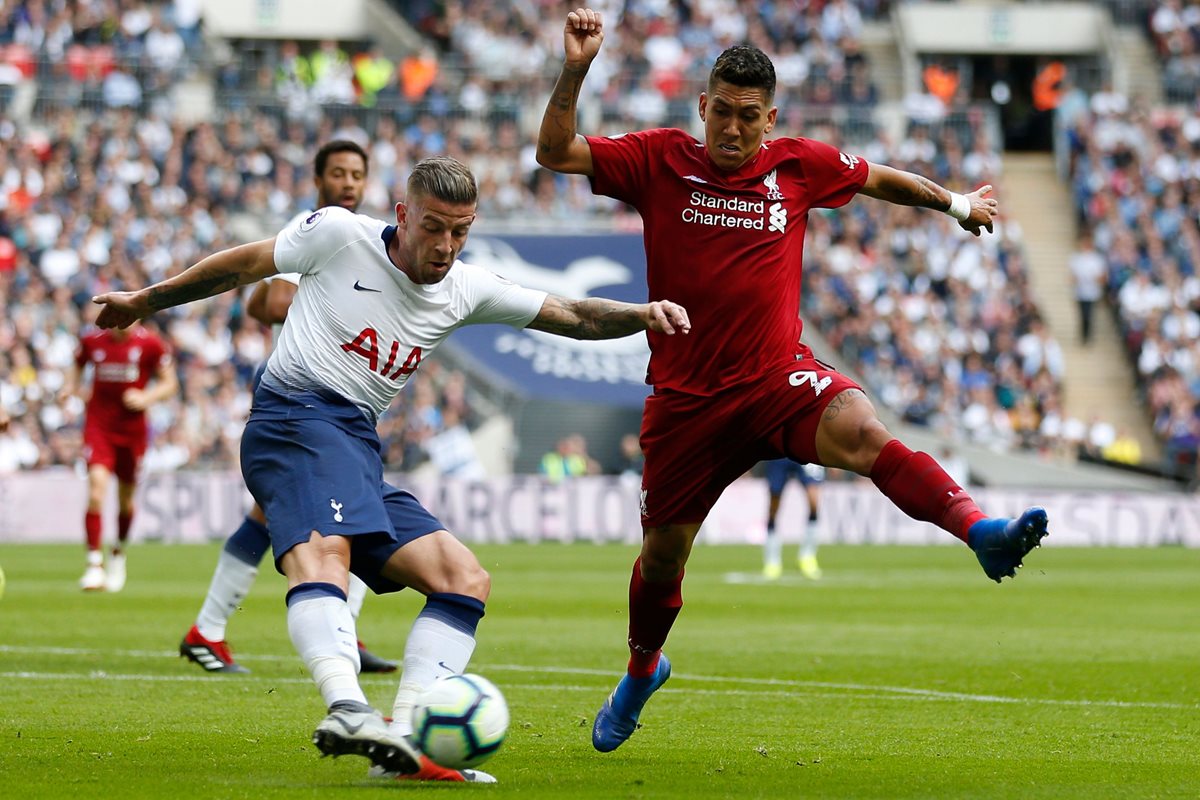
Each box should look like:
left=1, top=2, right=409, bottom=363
left=1070, top=230, right=1107, bottom=345
left=539, top=434, right=598, bottom=483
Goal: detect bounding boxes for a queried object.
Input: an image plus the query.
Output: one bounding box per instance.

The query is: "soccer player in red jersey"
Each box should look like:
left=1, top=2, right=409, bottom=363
left=66, top=322, right=177, bottom=592
left=537, top=8, right=1050, bottom=753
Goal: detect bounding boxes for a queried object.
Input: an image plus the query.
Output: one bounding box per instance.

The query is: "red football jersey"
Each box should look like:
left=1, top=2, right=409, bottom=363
left=75, top=326, right=171, bottom=441
left=587, top=128, right=868, bottom=396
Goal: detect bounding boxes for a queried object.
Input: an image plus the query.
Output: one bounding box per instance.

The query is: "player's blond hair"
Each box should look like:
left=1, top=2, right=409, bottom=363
left=409, top=156, right=477, bottom=206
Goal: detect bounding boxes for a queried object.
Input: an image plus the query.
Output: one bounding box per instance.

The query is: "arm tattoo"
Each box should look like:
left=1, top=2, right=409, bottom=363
left=146, top=273, right=243, bottom=311
left=884, top=175, right=945, bottom=209
left=538, top=67, right=587, bottom=155
left=531, top=296, right=643, bottom=340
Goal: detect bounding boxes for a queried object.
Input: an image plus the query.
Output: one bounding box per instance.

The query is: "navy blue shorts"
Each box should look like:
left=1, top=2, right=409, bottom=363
left=765, top=458, right=825, bottom=495
left=240, top=380, right=445, bottom=594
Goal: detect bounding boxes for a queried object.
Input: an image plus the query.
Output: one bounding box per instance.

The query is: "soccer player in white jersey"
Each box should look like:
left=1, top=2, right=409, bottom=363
left=93, top=156, right=690, bottom=782
left=181, top=141, right=398, bottom=679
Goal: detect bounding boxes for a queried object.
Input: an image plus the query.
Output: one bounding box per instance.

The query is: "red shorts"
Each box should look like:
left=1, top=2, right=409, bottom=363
left=639, top=354, right=861, bottom=527
left=83, top=426, right=146, bottom=484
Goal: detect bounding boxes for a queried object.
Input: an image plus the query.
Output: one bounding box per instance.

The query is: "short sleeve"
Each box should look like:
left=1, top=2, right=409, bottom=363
left=149, top=333, right=173, bottom=370
left=273, top=206, right=357, bottom=276
left=586, top=128, right=669, bottom=206
left=459, top=263, right=548, bottom=328
left=268, top=272, right=302, bottom=286
left=799, top=138, right=869, bottom=209
left=74, top=336, right=90, bottom=368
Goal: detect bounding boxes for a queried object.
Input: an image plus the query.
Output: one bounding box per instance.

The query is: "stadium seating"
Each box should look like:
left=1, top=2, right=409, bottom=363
left=0, top=0, right=1111, bottom=473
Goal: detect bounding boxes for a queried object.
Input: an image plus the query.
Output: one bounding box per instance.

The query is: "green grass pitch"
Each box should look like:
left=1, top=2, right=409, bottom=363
left=0, top=542, right=1197, bottom=798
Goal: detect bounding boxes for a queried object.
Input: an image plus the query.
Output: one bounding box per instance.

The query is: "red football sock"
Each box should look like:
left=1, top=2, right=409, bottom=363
left=117, top=510, right=134, bottom=546
left=85, top=511, right=102, bottom=551
left=870, top=439, right=985, bottom=542
left=626, top=557, right=683, bottom=678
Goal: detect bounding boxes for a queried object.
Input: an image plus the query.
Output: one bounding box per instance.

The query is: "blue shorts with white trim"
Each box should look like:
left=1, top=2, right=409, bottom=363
left=240, top=378, right=445, bottom=594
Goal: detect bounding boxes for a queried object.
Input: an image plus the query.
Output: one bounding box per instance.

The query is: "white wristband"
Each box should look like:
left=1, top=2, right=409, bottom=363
left=946, top=192, right=971, bottom=222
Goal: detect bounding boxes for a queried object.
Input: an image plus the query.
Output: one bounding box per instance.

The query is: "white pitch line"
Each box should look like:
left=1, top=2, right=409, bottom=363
left=1, top=645, right=1195, bottom=711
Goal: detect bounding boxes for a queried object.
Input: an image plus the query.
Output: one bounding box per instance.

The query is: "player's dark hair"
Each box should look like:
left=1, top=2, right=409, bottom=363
left=408, top=156, right=477, bottom=206
left=314, top=140, right=369, bottom=178
left=708, top=45, right=776, bottom=101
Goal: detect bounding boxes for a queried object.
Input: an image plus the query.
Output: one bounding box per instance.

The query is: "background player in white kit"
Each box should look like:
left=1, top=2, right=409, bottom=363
left=92, top=156, right=691, bottom=781
left=181, top=140, right=397, bottom=678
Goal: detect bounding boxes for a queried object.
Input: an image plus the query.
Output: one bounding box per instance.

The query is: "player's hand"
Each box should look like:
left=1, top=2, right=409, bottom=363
left=644, top=299, right=690, bottom=335
left=0, top=406, right=9, bottom=432
left=959, top=184, right=999, bottom=237
left=564, top=7, right=603, bottom=68
left=93, top=290, right=150, bottom=329
left=122, top=388, right=149, bottom=411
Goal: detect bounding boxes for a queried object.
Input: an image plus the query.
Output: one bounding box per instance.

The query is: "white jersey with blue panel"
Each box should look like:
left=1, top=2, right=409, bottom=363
left=264, top=205, right=547, bottom=424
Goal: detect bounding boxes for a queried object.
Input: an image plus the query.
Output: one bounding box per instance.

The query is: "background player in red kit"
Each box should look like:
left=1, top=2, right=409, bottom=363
left=537, top=8, right=1051, bottom=753
left=66, top=322, right=178, bottom=592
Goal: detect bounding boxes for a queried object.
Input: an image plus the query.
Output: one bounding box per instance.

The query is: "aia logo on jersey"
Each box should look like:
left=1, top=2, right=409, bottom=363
left=341, top=327, right=422, bottom=381
left=839, top=152, right=860, bottom=170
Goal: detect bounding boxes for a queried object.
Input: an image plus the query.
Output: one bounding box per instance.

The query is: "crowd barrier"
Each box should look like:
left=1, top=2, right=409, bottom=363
left=1, top=471, right=1197, bottom=548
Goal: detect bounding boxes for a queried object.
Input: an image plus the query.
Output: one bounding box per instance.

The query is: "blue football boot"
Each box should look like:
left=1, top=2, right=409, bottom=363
left=968, top=507, right=1049, bottom=583
left=592, top=654, right=672, bottom=752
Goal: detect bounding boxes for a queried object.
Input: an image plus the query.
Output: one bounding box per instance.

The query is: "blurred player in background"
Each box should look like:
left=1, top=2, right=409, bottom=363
left=65, top=322, right=178, bottom=592
left=180, top=140, right=397, bottom=676
left=537, top=8, right=1049, bottom=754
left=93, top=156, right=690, bottom=782
left=761, top=459, right=823, bottom=580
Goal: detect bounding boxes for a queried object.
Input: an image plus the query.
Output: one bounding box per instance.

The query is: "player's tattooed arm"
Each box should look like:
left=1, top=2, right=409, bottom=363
left=93, top=239, right=279, bottom=329
left=527, top=295, right=691, bottom=339
left=535, top=66, right=590, bottom=170
left=536, top=8, right=602, bottom=176
left=860, top=162, right=998, bottom=234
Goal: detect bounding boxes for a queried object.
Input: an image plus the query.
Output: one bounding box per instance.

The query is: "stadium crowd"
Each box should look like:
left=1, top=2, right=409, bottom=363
left=1149, top=0, right=1200, bottom=103
left=0, top=0, right=1111, bottom=475
left=1064, top=85, right=1200, bottom=480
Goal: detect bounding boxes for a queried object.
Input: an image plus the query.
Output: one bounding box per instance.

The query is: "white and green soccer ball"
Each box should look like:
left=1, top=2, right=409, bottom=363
left=411, top=673, right=509, bottom=769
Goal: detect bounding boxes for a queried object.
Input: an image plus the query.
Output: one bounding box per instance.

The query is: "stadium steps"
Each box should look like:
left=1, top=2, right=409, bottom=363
left=861, top=21, right=904, bottom=102
left=1000, top=152, right=1160, bottom=463
left=1113, top=27, right=1163, bottom=106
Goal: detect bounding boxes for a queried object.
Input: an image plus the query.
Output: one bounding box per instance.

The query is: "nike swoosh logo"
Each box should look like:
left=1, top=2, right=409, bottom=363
left=353, top=280, right=382, bottom=292
left=332, top=716, right=366, bottom=735
left=337, top=627, right=352, bottom=634
left=437, top=661, right=455, bottom=673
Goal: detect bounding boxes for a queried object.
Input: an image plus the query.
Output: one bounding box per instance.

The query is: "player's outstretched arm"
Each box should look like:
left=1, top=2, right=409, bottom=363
left=526, top=295, right=691, bottom=340
left=536, top=7, right=604, bottom=176
left=93, top=238, right=279, bottom=329
left=859, top=162, right=998, bottom=237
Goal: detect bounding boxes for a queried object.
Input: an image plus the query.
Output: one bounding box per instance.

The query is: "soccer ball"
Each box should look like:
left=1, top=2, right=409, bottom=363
left=411, top=673, right=509, bottom=769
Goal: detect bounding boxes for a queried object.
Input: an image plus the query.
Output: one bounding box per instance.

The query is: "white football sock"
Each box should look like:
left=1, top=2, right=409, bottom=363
left=801, top=518, right=819, bottom=560
left=389, top=615, right=476, bottom=736
left=196, top=550, right=258, bottom=642
left=763, top=527, right=783, bottom=566
left=287, top=595, right=366, bottom=708
left=347, top=574, right=368, bottom=620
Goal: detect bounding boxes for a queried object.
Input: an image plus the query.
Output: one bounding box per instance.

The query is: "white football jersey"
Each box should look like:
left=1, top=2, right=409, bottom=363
left=267, top=206, right=547, bottom=421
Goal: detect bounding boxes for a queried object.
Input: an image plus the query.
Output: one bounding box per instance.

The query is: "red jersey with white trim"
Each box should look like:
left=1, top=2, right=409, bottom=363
left=587, top=128, right=868, bottom=396
left=75, top=326, right=171, bottom=441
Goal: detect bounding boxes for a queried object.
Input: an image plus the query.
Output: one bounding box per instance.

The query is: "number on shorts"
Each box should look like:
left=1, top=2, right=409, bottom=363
left=789, top=370, right=832, bottom=396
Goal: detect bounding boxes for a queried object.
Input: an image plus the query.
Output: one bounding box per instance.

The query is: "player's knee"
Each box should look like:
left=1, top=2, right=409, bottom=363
left=639, top=551, right=685, bottom=582
left=837, top=416, right=892, bottom=474
left=433, top=561, right=490, bottom=601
